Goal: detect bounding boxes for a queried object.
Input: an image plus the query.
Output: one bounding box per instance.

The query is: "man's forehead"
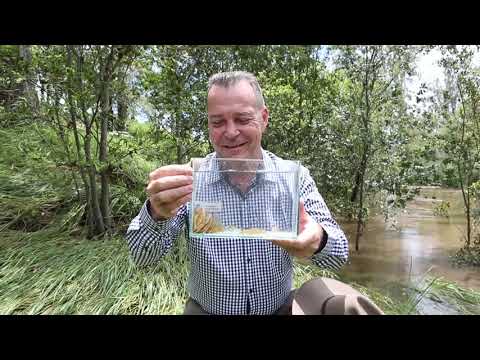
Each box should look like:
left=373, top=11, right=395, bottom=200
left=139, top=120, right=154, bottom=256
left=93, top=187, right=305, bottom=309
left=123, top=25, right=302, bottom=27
left=209, top=110, right=255, bottom=118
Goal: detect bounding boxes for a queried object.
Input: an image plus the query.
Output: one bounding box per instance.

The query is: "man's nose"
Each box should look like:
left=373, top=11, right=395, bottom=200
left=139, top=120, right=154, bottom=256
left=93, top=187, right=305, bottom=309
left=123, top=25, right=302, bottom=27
left=224, top=120, right=240, bottom=139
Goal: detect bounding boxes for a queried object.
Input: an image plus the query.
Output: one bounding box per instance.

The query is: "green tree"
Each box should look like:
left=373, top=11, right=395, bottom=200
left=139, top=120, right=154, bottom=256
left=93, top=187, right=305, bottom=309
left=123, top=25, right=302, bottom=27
left=438, top=45, right=480, bottom=248
left=32, top=45, right=141, bottom=236
left=333, top=45, right=417, bottom=251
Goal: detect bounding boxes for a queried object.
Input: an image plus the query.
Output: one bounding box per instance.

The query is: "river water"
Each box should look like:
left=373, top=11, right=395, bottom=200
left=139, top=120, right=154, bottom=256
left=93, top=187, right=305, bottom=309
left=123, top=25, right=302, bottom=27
left=336, top=187, right=480, bottom=314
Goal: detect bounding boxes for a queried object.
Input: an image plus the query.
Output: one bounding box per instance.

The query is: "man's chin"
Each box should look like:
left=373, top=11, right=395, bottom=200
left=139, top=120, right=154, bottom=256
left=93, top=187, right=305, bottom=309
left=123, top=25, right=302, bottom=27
left=218, top=146, right=248, bottom=158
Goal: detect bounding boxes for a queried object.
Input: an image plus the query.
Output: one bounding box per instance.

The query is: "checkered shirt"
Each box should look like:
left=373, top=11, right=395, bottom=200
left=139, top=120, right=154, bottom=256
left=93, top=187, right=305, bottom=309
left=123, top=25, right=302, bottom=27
left=126, top=149, right=349, bottom=315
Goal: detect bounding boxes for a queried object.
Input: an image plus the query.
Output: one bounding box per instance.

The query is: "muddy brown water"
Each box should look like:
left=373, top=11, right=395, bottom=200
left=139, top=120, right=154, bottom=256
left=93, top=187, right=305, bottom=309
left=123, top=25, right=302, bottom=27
left=335, top=187, right=480, bottom=314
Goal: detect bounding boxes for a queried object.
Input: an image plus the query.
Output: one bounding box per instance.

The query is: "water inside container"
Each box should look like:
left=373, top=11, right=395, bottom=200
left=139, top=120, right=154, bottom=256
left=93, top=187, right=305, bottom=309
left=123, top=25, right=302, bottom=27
left=189, top=156, right=301, bottom=240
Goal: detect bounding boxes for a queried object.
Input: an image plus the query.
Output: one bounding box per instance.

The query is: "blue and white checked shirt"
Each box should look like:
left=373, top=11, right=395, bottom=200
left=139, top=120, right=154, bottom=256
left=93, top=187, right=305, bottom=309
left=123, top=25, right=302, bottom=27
left=126, top=149, right=349, bottom=315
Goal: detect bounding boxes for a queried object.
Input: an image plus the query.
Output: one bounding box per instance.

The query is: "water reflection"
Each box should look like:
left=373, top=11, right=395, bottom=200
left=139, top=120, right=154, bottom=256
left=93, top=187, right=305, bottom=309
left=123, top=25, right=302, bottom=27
left=337, top=187, right=480, bottom=298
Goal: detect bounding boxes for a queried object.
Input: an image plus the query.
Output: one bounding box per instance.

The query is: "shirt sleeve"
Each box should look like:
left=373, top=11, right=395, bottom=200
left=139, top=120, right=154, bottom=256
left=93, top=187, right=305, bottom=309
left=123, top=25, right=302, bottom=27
left=299, top=166, right=349, bottom=270
left=125, top=200, right=187, bottom=267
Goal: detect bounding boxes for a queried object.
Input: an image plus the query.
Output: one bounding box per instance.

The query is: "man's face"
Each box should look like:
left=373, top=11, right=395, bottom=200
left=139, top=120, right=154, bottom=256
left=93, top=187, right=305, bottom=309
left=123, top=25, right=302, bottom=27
left=207, top=80, right=269, bottom=159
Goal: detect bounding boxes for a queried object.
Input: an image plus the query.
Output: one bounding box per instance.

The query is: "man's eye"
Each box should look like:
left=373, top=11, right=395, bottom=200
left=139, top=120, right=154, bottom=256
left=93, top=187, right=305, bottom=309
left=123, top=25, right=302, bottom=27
left=211, top=120, right=223, bottom=127
left=238, top=118, right=251, bottom=124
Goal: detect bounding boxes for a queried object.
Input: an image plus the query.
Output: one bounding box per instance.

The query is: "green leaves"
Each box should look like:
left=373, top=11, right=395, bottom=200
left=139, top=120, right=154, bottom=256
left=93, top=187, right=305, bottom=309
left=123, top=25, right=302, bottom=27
left=4, top=44, right=477, bottom=241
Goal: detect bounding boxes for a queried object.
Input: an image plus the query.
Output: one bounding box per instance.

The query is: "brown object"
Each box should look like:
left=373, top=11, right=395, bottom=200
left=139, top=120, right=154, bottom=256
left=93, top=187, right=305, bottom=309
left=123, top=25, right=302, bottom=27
left=183, top=298, right=209, bottom=315
left=193, top=208, right=207, bottom=232
left=291, top=277, right=384, bottom=315
left=193, top=207, right=224, bottom=233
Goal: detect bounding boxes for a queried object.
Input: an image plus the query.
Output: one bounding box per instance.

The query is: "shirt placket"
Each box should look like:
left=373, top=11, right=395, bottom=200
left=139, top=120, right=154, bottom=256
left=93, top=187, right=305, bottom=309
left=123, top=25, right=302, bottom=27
left=241, top=178, right=260, bottom=315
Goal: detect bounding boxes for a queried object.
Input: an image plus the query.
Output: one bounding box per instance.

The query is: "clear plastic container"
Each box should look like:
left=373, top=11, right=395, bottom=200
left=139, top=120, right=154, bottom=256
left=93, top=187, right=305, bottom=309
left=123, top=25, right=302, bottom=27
left=189, top=157, right=300, bottom=240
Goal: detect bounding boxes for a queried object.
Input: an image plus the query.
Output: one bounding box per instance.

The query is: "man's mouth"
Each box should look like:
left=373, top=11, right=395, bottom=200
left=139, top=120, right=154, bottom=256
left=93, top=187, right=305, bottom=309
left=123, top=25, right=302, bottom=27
left=223, top=142, right=247, bottom=149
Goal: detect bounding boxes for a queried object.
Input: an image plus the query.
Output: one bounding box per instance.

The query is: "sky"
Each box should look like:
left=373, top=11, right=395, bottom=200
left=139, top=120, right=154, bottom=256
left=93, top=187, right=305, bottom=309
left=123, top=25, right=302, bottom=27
left=405, top=46, right=480, bottom=111
left=404, top=48, right=444, bottom=111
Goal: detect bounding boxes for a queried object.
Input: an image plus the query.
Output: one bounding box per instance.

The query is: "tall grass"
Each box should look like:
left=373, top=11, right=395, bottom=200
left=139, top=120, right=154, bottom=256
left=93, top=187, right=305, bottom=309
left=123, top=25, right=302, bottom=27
left=419, top=277, right=480, bottom=315
left=0, top=227, right=190, bottom=315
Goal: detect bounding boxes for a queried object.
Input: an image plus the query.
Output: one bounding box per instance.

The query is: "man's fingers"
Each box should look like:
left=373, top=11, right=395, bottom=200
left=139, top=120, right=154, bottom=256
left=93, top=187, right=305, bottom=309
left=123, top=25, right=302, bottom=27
left=149, top=165, right=193, bottom=181
left=150, top=184, right=193, bottom=205
left=271, top=239, right=304, bottom=258
left=271, top=238, right=303, bottom=250
left=173, top=192, right=192, bottom=210
left=161, top=193, right=192, bottom=217
left=146, top=163, right=194, bottom=219
left=147, top=175, right=193, bottom=195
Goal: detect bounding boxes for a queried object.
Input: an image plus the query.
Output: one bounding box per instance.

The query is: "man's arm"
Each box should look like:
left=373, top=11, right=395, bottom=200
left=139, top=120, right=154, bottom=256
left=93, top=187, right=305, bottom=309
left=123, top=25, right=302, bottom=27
left=126, top=163, right=192, bottom=267
left=300, top=167, right=349, bottom=270
left=125, top=200, right=187, bottom=267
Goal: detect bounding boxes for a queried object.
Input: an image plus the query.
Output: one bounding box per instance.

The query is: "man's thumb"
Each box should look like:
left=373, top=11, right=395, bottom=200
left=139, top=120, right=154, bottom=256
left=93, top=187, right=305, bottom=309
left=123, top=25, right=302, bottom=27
left=298, top=201, right=308, bottom=229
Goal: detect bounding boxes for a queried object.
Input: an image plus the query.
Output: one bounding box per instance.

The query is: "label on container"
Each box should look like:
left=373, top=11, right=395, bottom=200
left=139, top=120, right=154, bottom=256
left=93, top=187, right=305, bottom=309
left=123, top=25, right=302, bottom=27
left=195, top=201, right=223, bottom=213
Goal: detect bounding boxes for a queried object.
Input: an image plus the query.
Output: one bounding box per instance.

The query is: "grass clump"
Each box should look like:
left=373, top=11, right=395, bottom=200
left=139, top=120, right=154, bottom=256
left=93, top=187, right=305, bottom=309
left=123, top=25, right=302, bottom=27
left=0, top=228, right=190, bottom=315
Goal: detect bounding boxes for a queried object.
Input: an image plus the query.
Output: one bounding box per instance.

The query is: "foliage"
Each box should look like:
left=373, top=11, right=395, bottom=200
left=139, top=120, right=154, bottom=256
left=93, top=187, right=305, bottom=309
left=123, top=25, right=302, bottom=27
left=433, top=200, right=451, bottom=217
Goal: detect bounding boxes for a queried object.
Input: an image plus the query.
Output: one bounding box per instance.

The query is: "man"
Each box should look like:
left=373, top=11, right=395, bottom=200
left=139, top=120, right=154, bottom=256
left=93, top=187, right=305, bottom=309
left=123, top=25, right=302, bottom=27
left=126, top=71, right=383, bottom=315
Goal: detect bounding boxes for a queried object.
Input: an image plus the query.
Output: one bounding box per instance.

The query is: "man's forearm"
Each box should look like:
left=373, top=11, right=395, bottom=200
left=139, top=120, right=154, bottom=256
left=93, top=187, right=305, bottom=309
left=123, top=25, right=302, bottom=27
left=126, top=200, right=187, bottom=266
left=299, top=167, right=349, bottom=270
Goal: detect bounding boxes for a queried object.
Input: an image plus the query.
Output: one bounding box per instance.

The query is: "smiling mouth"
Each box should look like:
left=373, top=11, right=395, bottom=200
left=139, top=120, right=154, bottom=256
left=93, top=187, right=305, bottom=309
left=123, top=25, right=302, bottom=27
left=223, top=142, right=247, bottom=149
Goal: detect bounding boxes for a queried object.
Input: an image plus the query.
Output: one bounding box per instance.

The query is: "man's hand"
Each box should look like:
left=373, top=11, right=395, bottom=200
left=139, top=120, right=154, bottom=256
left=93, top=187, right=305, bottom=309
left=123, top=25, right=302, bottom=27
left=271, top=201, right=324, bottom=258
left=146, top=164, right=193, bottom=220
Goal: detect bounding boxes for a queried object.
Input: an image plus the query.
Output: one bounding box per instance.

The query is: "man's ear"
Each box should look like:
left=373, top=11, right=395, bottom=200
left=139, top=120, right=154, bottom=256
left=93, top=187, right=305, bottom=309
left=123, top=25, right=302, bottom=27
left=261, top=106, right=269, bottom=132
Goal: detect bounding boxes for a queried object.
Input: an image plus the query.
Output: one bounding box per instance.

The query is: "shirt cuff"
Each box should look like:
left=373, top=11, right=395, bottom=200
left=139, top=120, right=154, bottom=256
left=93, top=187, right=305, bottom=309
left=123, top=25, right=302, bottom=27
left=312, top=225, right=335, bottom=257
left=314, top=227, right=328, bottom=254
left=139, top=200, right=170, bottom=233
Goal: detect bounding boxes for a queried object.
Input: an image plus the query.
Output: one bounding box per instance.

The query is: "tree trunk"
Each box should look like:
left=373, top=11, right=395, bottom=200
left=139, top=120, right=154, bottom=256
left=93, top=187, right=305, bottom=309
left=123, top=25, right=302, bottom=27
left=18, top=45, right=39, bottom=114
left=354, top=191, right=364, bottom=252
left=174, top=108, right=183, bottom=163
left=457, top=159, right=471, bottom=248
left=109, top=94, right=115, bottom=131
left=355, top=150, right=368, bottom=252
left=355, top=49, right=372, bottom=253
left=74, top=46, right=105, bottom=236
left=85, top=127, right=106, bottom=235
left=117, top=94, right=128, bottom=131
left=71, top=117, right=94, bottom=236
left=176, top=136, right=183, bottom=164
left=53, top=88, right=80, bottom=201
left=99, top=48, right=115, bottom=230
left=350, top=171, right=361, bottom=203
left=466, top=189, right=471, bottom=248
left=66, top=46, right=94, bottom=236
